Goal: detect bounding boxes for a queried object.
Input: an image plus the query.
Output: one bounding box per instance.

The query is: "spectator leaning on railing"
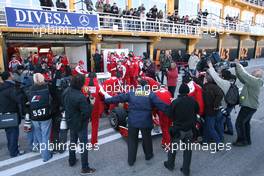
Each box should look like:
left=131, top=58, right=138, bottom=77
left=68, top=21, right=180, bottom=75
left=56, top=0, right=67, bottom=12
left=84, top=0, right=94, bottom=12
left=95, top=0, right=104, bottom=12
left=39, top=0, right=54, bottom=10
left=233, top=62, right=264, bottom=147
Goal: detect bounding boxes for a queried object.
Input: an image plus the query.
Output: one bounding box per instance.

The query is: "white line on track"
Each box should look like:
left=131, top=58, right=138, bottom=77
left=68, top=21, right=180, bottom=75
left=0, top=128, right=115, bottom=168
left=0, top=133, right=122, bottom=176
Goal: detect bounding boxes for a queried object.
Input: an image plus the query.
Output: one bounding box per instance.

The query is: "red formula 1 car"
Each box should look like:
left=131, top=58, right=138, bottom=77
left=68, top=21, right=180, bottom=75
left=97, top=73, right=203, bottom=141
left=97, top=73, right=163, bottom=139
left=108, top=105, right=162, bottom=139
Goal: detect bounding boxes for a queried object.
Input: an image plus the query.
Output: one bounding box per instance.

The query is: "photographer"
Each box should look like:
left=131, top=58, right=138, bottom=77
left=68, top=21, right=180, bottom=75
left=203, top=73, right=224, bottom=145
left=207, top=61, right=237, bottom=135
left=233, top=63, right=264, bottom=146
left=164, top=83, right=199, bottom=176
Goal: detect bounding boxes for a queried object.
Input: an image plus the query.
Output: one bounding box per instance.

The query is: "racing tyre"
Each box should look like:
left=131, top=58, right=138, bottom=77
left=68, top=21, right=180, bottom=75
left=109, top=107, right=128, bottom=130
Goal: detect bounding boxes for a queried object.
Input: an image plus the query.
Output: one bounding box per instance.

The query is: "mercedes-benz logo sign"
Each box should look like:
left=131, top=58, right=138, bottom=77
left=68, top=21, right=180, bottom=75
left=79, top=15, right=90, bottom=26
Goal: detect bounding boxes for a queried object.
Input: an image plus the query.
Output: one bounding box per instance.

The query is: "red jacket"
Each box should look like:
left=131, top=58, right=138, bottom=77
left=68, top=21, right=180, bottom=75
left=188, top=81, right=204, bottom=116
left=82, top=77, right=104, bottom=113
left=141, top=76, right=160, bottom=89
left=102, top=77, right=123, bottom=96
left=154, top=88, right=172, bottom=105
left=167, top=68, right=178, bottom=87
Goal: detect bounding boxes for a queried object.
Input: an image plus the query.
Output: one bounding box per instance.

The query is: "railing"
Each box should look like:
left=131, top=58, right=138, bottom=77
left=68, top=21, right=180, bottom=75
left=242, top=0, right=264, bottom=7
left=201, top=13, right=251, bottom=33
left=202, top=17, right=250, bottom=33
left=97, top=13, right=199, bottom=36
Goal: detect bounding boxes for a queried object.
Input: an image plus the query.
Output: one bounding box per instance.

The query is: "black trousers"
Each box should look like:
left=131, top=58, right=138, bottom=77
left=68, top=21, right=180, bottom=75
left=161, top=71, right=167, bottom=85
left=166, top=129, right=193, bottom=173
left=168, top=86, right=176, bottom=98
left=128, top=127, right=153, bottom=166
left=69, top=126, right=89, bottom=169
left=235, top=106, right=256, bottom=143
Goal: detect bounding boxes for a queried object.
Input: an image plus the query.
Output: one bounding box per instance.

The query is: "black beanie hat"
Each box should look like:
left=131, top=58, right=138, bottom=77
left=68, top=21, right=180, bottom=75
left=179, top=83, right=190, bottom=95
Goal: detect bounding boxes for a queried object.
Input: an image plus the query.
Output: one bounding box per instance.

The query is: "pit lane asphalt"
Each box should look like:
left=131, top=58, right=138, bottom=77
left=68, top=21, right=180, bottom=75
left=0, top=59, right=264, bottom=176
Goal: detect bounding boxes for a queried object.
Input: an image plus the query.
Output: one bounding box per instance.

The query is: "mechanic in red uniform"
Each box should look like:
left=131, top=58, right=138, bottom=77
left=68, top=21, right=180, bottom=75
left=126, top=53, right=138, bottom=86
left=154, top=87, right=173, bottom=147
left=107, top=53, right=117, bottom=77
left=72, top=60, right=88, bottom=76
left=183, top=74, right=204, bottom=116
left=82, top=72, right=104, bottom=146
left=47, top=50, right=54, bottom=67
left=61, top=52, right=69, bottom=66
left=32, top=52, right=39, bottom=65
left=102, top=75, right=125, bottom=112
left=123, top=57, right=131, bottom=85
left=8, top=56, right=21, bottom=72
left=138, top=57, right=144, bottom=77
left=137, top=76, right=160, bottom=89
left=110, top=60, right=126, bottom=81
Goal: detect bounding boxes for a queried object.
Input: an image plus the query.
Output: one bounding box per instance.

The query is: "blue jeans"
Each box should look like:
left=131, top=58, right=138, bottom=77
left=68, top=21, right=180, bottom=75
left=32, top=119, right=52, bottom=162
left=204, top=116, right=221, bottom=144
left=5, top=126, right=19, bottom=157
left=69, top=126, right=89, bottom=169
left=26, top=126, right=39, bottom=151
left=215, top=111, right=224, bottom=141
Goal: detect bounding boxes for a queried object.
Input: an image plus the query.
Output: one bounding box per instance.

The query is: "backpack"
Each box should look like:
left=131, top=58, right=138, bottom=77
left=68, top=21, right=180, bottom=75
left=224, top=83, right=239, bottom=106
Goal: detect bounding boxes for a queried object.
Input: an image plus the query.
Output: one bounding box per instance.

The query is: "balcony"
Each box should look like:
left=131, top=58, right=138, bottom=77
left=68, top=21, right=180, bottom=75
left=0, top=2, right=263, bottom=38
left=0, top=2, right=199, bottom=38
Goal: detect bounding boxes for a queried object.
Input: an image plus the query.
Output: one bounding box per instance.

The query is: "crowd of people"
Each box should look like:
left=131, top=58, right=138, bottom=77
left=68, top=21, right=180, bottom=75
left=0, top=48, right=263, bottom=175
left=244, top=0, right=264, bottom=7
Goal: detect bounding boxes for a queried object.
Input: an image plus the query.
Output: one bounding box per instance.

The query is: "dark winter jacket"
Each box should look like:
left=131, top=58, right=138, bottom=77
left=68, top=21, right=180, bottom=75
left=167, top=95, right=199, bottom=131
left=63, top=87, right=92, bottom=132
left=203, top=83, right=224, bottom=116
left=0, top=80, right=23, bottom=124
left=28, top=84, right=52, bottom=121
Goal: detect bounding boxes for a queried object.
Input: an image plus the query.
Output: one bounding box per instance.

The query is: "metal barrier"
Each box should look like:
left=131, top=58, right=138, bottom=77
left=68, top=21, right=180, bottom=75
left=201, top=15, right=251, bottom=33
left=97, top=14, right=199, bottom=35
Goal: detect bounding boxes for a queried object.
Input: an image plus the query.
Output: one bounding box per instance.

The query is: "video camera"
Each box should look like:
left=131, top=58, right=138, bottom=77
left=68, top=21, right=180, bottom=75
left=196, top=52, right=248, bottom=72
left=56, top=76, right=71, bottom=91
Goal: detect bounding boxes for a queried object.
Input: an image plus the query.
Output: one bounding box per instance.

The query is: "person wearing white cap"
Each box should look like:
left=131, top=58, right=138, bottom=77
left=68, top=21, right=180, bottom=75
left=28, top=73, right=53, bottom=162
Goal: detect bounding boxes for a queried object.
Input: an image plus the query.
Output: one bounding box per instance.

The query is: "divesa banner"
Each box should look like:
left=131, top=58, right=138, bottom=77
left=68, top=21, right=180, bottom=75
left=5, top=7, right=99, bottom=30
